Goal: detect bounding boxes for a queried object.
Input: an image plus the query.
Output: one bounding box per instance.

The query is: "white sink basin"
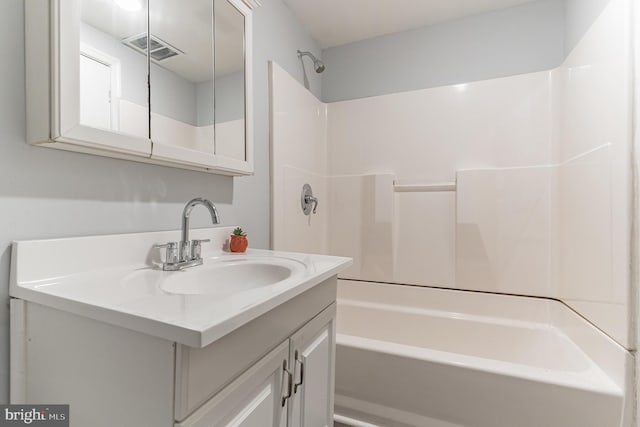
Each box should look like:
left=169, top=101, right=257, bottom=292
left=160, top=256, right=306, bottom=296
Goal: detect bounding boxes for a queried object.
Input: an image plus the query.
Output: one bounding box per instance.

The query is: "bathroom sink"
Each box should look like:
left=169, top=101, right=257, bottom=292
left=11, top=227, right=352, bottom=347
left=159, top=256, right=306, bottom=296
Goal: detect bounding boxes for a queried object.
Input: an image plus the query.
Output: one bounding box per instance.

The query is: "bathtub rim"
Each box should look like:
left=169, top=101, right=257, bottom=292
left=337, top=279, right=633, bottom=392
left=336, top=331, right=621, bottom=395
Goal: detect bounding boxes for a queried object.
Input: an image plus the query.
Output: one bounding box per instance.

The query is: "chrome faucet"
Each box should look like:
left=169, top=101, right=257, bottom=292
left=155, top=198, right=220, bottom=271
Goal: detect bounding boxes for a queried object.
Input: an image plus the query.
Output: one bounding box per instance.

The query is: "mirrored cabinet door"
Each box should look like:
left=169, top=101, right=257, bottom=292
left=214, top=0, right=253, bottom=174
left=149, top=0, right=217, bottom=167
left=80, top=0, right=150, bottom=140
left=214, top=0, right=245, bottom=161
left=25, top=0, right=255, bottom=175
left=42, top=0, right=152, bottom=156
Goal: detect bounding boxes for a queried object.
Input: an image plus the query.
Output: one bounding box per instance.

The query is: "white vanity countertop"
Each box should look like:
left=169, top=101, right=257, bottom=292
left=10, top=227, right=351, bottom=347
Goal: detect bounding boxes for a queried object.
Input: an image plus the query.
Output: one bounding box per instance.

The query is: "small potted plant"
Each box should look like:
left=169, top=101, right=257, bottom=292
left=229, top=227, right=248, bottom=253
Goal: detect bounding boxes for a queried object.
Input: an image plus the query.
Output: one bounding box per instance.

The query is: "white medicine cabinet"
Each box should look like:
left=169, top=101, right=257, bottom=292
left=25, top=0, right=255, bottom=176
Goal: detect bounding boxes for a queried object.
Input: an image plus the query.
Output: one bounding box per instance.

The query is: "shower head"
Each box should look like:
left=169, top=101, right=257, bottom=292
left=297, top=50, right=325, bottom=73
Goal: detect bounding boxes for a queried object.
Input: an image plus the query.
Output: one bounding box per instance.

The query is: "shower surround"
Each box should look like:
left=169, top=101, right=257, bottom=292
left=270, top=0, right=636, bottom=424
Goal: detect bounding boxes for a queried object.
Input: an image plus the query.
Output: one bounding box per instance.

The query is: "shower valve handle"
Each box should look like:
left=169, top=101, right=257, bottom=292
left=304, top=195, right=318, bottom=214
left=301, top=184, right=318, bottom=215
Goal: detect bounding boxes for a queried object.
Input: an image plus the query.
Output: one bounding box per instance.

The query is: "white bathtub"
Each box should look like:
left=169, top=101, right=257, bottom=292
left=334, top=280, right=632, bottom=427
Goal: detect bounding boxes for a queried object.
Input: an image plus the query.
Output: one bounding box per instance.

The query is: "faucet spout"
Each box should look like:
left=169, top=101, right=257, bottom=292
left=156, top=197, right=221, bottom=270
left=181, top=198, right=220, bottom=254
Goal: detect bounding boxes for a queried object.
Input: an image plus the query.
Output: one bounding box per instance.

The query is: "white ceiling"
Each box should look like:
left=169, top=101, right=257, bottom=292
left=282, top=0, right=539, bottom=49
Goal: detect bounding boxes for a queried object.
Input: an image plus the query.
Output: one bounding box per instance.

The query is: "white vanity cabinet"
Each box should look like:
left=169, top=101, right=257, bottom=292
left=179, top=305, right=336, bottom=427
left=11, top=275, right=338, bottom=427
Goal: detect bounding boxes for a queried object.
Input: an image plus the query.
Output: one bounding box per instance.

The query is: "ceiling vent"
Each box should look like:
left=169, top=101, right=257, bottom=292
left=122, top=33, right=183, bottom=61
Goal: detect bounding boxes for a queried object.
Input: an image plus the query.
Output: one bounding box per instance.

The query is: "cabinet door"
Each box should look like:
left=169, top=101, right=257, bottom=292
left=25, top=0, right=153, bottom=156
left=288, top=304, right=337, bottom=427
left=177, top=341, right=289, bottom=427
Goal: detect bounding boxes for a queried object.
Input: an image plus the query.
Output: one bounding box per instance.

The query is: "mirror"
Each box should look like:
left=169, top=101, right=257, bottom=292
left=149, top=0, right=215, bottom=158
left=79, top=0, right=149, bottom=139
left=214, top=0, right=246, bottom=161
left=55, top=0, right=251, bottom=172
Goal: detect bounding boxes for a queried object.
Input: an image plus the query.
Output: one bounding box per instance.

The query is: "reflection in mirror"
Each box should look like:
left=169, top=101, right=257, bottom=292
left=214, top=0, right=245, bottom=161
left=80, top=0, right=149, bottom=138
left=149, top=0, right=215, bottom=155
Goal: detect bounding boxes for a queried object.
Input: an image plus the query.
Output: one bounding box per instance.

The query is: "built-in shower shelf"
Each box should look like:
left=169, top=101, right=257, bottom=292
left=393, top=181, right=456, bottom=192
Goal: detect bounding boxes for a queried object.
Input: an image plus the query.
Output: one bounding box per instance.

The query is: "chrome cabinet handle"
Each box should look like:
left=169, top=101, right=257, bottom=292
left=282, top=360, right=293, bottom=407
left=293, top=351, right=304, bottom=394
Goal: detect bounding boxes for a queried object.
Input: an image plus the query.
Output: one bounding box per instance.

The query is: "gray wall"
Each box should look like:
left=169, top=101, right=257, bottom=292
left=0, top=0, right=321, bottom=404
left=197, top=80, right=215, bottom=126
left=215, top=71, right=246, bottom=123
left=232, top=0, right=323, bottom=251
left=321, top=0, right=611, bottom=103
left=151, top=64, right=198, bottom=126
left=322, top=0, right=565, bottom=102
left=564, top=0, right=610, bottom=55
left=196, top=72, right=246, bottom=126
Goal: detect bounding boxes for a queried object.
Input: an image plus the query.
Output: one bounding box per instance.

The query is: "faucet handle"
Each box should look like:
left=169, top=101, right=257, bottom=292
left=190, top=239, right=210, bottom=261
left=154, top=242, right=179, bottom=264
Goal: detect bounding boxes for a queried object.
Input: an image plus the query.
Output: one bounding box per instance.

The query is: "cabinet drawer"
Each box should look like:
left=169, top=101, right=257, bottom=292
left=174, top=276, right=336, bottom=421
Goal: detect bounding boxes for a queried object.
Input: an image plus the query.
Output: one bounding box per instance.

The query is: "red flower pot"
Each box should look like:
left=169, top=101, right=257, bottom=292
left=230, top=234, right=248, bottom=253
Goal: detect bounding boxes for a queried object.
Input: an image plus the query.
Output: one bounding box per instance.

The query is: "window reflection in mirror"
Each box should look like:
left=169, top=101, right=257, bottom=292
left=80, top=0, right=149, bottom=138
left=214, top=0, right=246, bottom=161
left=149, top=0, right=215, bottom=155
